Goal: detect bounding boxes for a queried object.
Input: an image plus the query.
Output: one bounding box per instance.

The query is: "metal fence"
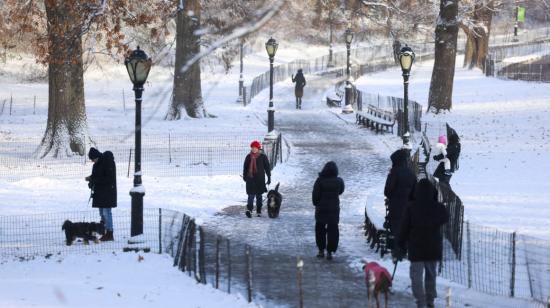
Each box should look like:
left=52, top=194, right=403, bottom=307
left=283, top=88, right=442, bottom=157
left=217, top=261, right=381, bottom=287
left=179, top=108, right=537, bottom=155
left=0, top=208, right=383, bottom=307
left=485, top=40, right=550, bottom=81
left=420, top=123, right=550, bottom=304
left=242, top=40, right=438, bottom=107
left=0, top=133, right=283, bottom=181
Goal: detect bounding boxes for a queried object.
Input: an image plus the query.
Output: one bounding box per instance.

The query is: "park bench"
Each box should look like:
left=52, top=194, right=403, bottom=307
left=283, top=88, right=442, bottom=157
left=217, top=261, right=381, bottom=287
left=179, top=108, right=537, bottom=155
left=418, top=131, right=431, bottom=175
left=326, top=85, right=344, bottom=107
left=355, top=104, right=395, bottom=134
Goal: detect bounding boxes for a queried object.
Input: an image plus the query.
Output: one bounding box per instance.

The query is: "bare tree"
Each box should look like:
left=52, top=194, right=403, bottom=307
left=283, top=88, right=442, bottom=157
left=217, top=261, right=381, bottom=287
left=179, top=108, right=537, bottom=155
left=461, top=0, right=500, bottom=70
left=428, top=0, right=460, bottom=112
left=2, top=0, right=170, bottom=157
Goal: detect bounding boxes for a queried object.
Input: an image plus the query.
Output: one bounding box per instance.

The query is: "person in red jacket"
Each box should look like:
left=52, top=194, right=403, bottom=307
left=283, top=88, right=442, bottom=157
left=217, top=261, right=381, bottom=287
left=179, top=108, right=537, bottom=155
left=243, top=141, right=271, bottom=218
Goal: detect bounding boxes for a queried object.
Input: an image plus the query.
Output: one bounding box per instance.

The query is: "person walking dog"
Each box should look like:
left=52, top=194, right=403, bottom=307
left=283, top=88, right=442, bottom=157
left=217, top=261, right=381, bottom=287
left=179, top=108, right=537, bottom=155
left=85, top=147, right=117, bottom=241
left=292, top=69, right=306, bottom=109
left=243, top=140, right=271, bottom=218
left=397, top=179, right=449, bottom=308
left=312, top=161, right=345, bottom=260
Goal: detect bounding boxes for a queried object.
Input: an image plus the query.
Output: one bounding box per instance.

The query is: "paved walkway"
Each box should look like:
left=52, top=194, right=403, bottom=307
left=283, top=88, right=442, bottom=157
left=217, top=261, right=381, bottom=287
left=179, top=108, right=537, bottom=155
left=204, top=75, right=415, bottom=307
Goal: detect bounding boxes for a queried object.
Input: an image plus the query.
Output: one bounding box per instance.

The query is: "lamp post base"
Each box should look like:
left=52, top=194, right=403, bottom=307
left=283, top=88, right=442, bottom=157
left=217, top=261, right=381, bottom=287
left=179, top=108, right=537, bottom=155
left=130, top=187, right=145, bottom=237
left=342, top=104, right=354, bottom=114
left=264, top=130, right=279, bottom=141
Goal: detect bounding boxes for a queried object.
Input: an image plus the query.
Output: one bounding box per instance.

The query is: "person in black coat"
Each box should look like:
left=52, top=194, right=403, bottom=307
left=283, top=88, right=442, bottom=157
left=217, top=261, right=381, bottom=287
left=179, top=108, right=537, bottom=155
left=243, top=140, right=271, bottom=218
left=86, top=147, right=117, bottom=241
left=397, top=178, right=449, bottom=308
left=291, top=69, right=306, bottom=109
left=384, top=149, right=417, bottom=240
left=434, top=133, right=461, bottom=185
left=312, top=161, right=345, bottom=260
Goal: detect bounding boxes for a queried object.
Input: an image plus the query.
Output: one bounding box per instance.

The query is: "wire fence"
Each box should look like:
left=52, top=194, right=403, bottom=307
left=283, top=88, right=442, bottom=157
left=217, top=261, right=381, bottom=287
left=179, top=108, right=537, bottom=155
left=0, top=208, right=391, bottom=307
left=242, top=40, right=437, bottom=107
left=420, top=123, right=550, bottom=304
left=0, top=133, right=283, bottom=181
left=485, top=40, right=550, bottom=81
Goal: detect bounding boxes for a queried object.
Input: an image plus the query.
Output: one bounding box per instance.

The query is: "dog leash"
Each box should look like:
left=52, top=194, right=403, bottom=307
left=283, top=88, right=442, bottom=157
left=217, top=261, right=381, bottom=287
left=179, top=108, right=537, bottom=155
left=391, top=259, right=399, bottom=280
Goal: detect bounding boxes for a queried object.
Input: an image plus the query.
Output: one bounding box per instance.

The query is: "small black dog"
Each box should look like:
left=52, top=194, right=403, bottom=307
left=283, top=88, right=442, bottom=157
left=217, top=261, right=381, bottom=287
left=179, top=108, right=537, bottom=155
left=62, top=220, right=106, bottom=246
left=267, top=183, right=283, bottom=218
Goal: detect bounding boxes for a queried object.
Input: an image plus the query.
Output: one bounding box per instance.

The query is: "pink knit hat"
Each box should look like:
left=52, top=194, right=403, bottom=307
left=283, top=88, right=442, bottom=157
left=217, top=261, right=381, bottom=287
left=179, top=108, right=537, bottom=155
left=438, top=135, right=447, bottom=145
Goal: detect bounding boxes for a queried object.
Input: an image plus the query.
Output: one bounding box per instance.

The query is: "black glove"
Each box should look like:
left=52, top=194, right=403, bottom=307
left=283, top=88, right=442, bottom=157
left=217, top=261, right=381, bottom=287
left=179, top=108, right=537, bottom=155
left=85, top=176, right=91, bottom=182
left=88, top=181, right=94, bottom=189
left=433, top=154, right=444, bottom=161
left=243, top=176, right=247, bottom=182
left=266, top=177, right=271, bottom=185
left=392, top=246, right=406, bottom=262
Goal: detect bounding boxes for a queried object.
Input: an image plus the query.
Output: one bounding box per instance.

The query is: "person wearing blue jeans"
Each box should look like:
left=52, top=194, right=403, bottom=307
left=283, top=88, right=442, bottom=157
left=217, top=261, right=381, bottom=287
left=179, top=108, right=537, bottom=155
left=243, top=141, right=271, bottom=218
left=86, top=148, right=117, bottom=241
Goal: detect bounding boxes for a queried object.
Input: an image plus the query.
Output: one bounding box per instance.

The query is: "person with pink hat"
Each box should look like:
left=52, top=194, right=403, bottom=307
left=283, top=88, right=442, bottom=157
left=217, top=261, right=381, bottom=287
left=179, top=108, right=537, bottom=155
left=243, top=140, right=271, bottom=218
left=433, top=135, right=451, bottom=176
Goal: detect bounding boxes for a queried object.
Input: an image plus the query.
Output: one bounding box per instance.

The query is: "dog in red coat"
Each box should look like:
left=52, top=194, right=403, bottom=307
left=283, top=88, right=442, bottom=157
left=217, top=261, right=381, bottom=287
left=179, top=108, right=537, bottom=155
left=363, top=261, right=392, bottom=308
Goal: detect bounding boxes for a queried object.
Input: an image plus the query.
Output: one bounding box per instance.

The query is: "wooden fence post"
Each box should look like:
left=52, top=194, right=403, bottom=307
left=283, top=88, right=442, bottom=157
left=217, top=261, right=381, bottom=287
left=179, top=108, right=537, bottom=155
left=9, top=93, right=13, bottom=116
left=168, top=133, right=172, bottom=164
left=245, top=244, right=252, bottom=303
left=227, top=239, right=231, bottom=294
left=467, top=221, right=472, bottom=289
left=215, top=236, right=220, bottom=289
left=297, top=257, right=304, bottom=308
left=158, top=208, right=162, bottom=254
left=510, top=232, right=516, bottom=297
left=33, top=96, right=36, bottom=115
left=445, top=287, right=452, bottom=308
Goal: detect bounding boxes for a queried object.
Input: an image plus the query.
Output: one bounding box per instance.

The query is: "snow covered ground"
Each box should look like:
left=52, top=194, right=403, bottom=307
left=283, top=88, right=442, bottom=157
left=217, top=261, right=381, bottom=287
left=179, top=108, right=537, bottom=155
left=1, top=41, right=549, bottom=307
left=354, top=55, right=550, bottom=239
left=0, top=252, right=254, bottom=308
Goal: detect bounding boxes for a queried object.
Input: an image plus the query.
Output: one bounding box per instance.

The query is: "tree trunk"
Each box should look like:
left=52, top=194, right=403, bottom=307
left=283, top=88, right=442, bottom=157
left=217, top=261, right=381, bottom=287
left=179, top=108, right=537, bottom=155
left=462, top=3, right=493, bottom=70
left=166, top=0, right=205, bottom=120
left=428, top=0, right=460, bottom=113
left=39, top=1, right=88, bottom=158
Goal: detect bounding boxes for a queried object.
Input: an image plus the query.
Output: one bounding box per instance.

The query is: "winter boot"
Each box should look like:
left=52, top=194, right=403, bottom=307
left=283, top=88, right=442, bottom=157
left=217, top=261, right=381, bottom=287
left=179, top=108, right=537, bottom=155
left=245, top=210, right=252, bottom=218
left=316, top=250, right=325, bottom=258
left=100, top=231, right=114, bottom=242
left=326, top=252, right=333, bottom=260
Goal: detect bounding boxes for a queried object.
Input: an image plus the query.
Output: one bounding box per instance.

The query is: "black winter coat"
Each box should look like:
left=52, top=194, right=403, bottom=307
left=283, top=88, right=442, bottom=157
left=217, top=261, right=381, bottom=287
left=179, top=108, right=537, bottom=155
left=398, top=180, right=449, bottom=262
left=243, top=153, right=271, bottom=195
left=292, top=73, right=306, bottom=90
left=446, top=142, right=460, bottom=172
left=312, top=166, right=345, bottom=225
left=90, top=152, right=117, bottom=208
left=384, top=150, right=417, bottom=223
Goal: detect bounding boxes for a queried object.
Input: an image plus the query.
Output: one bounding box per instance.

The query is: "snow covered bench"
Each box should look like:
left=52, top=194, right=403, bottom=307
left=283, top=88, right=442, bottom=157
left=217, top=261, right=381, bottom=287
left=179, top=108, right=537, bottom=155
left=326, top=87, right=343, bottom=107
left=355, top=105, right=395, bottom=134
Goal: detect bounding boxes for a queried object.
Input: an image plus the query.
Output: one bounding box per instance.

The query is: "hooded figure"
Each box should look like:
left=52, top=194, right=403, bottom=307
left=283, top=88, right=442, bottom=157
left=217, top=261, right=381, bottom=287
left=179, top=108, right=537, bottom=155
left=312, top=161, right=345, bottom=260
left=291, top=69, right=306, bottom=109
left=433, top=133, right=461, bottom=184
left=384, top=149, right=417, bottom=238
left=397, top=179, right=448, bottom=308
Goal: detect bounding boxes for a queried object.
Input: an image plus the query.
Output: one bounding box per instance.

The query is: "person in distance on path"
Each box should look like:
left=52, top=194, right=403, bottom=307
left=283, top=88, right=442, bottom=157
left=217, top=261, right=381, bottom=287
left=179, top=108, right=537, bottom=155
left=312, top=161, right=345, bottom=260
left=292, top=69, right=306, bottom=109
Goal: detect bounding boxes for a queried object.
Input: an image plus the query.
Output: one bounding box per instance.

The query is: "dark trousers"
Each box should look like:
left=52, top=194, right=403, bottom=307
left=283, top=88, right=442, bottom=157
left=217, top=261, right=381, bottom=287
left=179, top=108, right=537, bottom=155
left=315, top=222, right=339, bottom=253
left=247, top=194, right=263, bottom=213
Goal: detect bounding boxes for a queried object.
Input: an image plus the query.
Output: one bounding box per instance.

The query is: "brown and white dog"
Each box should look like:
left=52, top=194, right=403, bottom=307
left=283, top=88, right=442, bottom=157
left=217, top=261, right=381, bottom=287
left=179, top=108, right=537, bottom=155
left=363, top=261, right=392, bottom=308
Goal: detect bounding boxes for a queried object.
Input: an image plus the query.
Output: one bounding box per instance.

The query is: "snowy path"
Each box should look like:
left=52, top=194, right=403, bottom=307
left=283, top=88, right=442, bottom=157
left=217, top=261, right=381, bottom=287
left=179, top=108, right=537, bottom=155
left=204, top=75, right=415, bottom=307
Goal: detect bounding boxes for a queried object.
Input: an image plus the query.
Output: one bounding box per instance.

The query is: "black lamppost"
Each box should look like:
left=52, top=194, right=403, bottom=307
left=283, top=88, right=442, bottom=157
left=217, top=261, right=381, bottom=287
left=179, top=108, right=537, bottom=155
left=265, top=37, right=278, bottom=139
left=327, top=12, right=334, bottom=68
left=124, top=46, right=152, bottom=237
left=237, top=39, right=244, bottom=104
left=399, top=46, right=415, bottom=148
left=343, top=26, right=354, bottom=114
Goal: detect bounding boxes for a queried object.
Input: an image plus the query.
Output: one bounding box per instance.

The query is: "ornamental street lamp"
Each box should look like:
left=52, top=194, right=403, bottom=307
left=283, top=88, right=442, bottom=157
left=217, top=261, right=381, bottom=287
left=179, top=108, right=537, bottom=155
left=124, top=46, right=151, bottom=237
left=343, top=26, right=354, bottom=114
left=399, top=45, right=415, bottom=148
left=265, top=37, right=278, bottom=140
